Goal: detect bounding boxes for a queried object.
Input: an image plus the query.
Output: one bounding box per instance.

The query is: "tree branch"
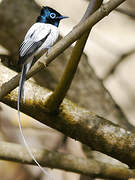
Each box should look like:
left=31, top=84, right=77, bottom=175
left=1, top=63, right=135, bottom=168
left=116, top=7, right=135, bottom=19
left=45, top=0, right=103, bottom=112
left=1, top=0, right=133, bottom=134
left=0, top=0, right=127, bottom=100
left=0, top=141, right=135, bottom=179
left=103, top=48, right=135, bottom=81
left=1, top=0, right=133, bottom=133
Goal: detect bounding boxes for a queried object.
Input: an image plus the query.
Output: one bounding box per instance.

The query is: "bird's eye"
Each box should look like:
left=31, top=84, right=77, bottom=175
left=50, top=13, right=56, bottom=19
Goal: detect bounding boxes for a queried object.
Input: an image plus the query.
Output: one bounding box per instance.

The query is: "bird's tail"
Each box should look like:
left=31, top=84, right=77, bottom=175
left=17, top=61, right=53, bottom=180
left=18, top=63, right=29, bottom=104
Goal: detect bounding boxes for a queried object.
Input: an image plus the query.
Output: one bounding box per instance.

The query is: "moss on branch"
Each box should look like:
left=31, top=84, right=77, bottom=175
left=0, top=63, right=135, bottom=168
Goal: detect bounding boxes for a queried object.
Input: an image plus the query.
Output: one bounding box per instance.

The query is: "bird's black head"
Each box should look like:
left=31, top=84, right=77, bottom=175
left=36, top=6, right=68, bottom=27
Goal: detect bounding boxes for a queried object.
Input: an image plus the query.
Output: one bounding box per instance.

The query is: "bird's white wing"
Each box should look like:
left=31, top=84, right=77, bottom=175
left=19, top=23, right=51, bottom=64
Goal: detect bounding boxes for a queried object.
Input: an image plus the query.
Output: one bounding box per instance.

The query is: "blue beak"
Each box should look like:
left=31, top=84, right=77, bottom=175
left=58, top=16, right=69, bottom=20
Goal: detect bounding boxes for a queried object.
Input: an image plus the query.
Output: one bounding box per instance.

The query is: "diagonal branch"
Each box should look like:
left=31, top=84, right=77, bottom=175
left=0, top=0, right=127, bottom=100
left=45, top=0, right=103, bottom=112
left=1, top=63, right=135, bottom=168
left=103, top=48, right=135, bottom=81
left=116, top=7, right=135, bottom=19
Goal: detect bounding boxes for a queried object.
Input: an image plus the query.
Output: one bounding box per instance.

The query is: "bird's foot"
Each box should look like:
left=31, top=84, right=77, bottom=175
left=45, top=48, right=50, bottom=57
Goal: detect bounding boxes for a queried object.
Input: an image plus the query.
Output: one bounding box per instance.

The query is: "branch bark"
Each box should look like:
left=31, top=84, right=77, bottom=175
left=1, top=63, right=135, bottom=168
left=0, top=0, right=134, bottom=132
left=0, top=0, right=127, bottom=99
left=45, top=0, right=103, bottom=112
left=0, top=0, right=134, bottom=178
left=0, top=141, right=135, bottom=179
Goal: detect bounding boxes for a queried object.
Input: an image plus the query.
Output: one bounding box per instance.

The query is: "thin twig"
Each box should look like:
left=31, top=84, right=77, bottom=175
left=0, top=0, right=127, bottom=100
left=103, top=48, right=135, bottom=81
left=116, top=8, right=135, bottom=19
left=0, top=141, right=135, bottom=179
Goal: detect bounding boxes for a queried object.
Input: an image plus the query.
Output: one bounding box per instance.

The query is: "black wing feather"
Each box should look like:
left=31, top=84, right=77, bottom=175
left=18, top=35, right=49, bottom=65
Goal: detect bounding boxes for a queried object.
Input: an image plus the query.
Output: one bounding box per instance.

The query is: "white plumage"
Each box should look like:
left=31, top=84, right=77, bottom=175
left=19, top=23, right=59, bottom=63
left=18, top=23, right=59, bottom=101
left=18, top=22, right=59, bottom=180
left=17, top=6, right=68, bottom=179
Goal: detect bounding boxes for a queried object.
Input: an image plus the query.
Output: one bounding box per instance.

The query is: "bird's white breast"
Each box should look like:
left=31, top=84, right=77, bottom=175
left=35, top=23, right=59, bottom=54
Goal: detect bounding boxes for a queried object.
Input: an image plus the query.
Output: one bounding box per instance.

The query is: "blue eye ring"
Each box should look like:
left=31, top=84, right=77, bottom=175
left=50, top=13, right=56, bottom=19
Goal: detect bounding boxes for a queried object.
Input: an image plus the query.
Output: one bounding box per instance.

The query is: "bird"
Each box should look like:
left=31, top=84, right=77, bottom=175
left=17, top=6, right=68, bottom=179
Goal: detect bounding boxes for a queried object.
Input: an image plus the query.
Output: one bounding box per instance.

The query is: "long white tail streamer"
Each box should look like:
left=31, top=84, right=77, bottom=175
left=17, top=68, right=54, bottom=180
